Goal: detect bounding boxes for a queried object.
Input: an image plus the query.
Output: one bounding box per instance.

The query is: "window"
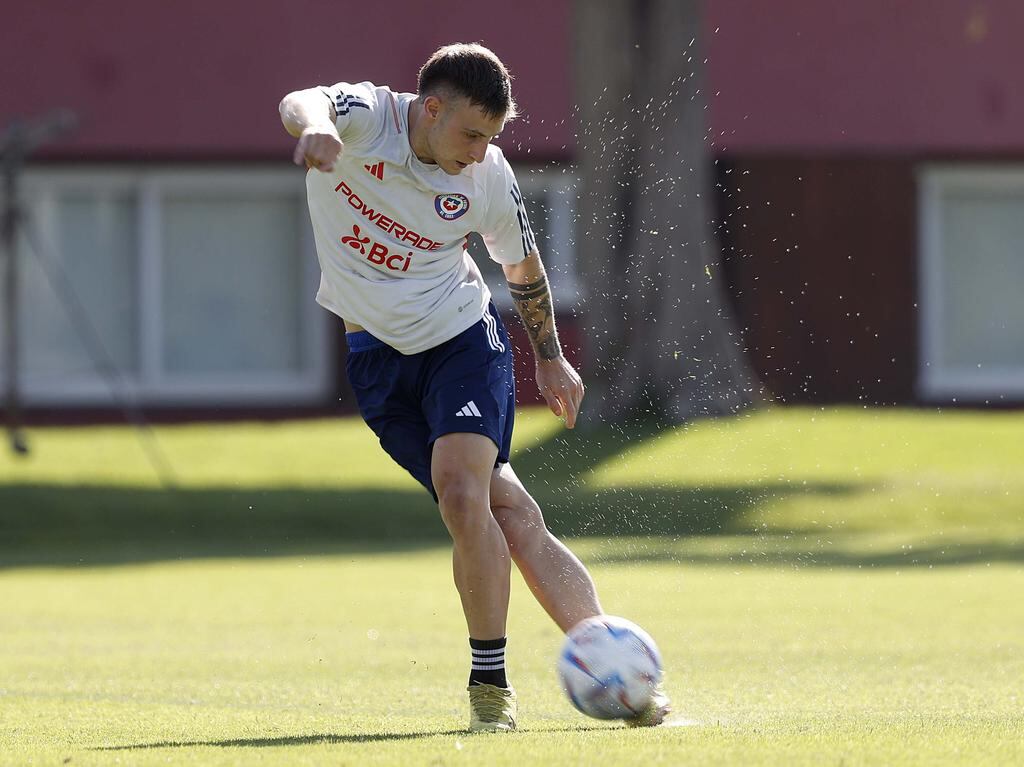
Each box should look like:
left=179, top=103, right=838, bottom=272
left=2, top=168, right=328, bottom=405
left=918, top=167, right=1024, bottom=400
left=468, top=168, right=581, bottom=310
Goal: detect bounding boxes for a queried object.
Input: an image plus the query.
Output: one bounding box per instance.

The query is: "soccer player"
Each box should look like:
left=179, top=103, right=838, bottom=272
left=279, top=43, right=669, bottom=732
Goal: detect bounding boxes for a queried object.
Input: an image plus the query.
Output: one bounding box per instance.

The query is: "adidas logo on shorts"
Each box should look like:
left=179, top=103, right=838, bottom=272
left=455, top=401, right=482, bottom=418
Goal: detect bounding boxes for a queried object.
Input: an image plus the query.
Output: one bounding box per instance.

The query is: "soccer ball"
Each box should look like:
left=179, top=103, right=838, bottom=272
left=557, top=615, right=663, bottom=720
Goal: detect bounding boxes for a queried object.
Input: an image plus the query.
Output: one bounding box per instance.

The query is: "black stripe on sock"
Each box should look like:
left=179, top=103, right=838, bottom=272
left=469, top=636, right=508, bottom=688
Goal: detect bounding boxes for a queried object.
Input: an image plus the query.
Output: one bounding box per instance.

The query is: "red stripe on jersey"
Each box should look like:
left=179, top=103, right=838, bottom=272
left=388, top=92, right=402, bottom=134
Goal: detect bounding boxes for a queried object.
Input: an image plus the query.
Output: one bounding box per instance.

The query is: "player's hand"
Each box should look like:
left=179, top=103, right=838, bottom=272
left=536, top=356, right=585, bottom=429
left=293, top=126, right=343, bottom=172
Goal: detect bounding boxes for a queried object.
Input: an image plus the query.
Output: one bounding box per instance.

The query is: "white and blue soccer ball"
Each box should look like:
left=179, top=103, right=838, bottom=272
left=557, top=615, right=663, bottom=720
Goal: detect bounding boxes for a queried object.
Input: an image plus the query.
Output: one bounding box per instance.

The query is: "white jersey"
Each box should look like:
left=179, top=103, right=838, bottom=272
left=304, top=81, right=536, bottom=355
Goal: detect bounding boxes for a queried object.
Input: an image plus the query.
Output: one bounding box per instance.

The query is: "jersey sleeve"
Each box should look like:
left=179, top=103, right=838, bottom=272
left=479, top=154, right=536, bottom=265
left=317, top=81, right=383, bottom=148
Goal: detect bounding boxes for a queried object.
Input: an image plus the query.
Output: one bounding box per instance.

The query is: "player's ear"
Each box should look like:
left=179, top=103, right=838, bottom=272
left=423, top=94, right=443, bottom=123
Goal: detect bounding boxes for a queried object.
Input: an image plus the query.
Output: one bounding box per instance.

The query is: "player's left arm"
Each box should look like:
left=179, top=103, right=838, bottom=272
left=503, top=252, right=585, bottom=429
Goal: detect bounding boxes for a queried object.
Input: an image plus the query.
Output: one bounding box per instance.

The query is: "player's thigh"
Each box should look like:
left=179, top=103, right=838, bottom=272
left=431, top=432, right=498, bottom=504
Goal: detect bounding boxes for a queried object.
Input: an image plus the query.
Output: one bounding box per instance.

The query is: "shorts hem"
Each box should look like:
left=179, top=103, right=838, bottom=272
left=428, top=426, right=509, bottom=465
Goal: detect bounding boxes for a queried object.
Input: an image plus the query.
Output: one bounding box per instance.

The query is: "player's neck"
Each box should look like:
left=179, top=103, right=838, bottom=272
left=407, top=98, right=438, bottom=166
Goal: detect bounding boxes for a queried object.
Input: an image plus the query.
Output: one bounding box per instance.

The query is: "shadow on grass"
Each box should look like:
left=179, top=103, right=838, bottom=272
left=1, top=417, right=1017, bottom=570
left=94, top=730, right=466, bottom=749
left=0, top=485, right=444, bottom=568
left=94, top=723, right=614, bottom=750
left=0, top=480, right=857, bottom=569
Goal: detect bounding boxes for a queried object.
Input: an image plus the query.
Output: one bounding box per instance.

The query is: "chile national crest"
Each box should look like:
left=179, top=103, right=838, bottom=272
left=435, top=193, right=471, bottom=221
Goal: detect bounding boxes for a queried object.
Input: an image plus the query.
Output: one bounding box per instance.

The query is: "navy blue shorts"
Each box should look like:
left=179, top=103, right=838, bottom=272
left=345, top=302, right=516, bottom=501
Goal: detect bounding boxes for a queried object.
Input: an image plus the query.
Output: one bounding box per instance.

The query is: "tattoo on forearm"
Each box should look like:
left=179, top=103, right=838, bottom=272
left=509, top=276, right=562, bottom=360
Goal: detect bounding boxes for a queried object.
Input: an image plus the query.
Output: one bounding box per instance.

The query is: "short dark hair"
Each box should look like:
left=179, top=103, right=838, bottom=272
left=417, top=43, right=518, bottom=120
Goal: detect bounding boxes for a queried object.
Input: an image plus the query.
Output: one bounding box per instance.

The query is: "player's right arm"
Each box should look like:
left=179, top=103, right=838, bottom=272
left=278, top=88, right=343, bottom=172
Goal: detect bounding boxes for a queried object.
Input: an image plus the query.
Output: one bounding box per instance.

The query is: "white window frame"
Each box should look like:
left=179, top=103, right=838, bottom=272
left=918, top=165, right=1024, bottom=400
left=488, top=168, right=581, bottom=310
left=15, top=166, right=330, bottom=406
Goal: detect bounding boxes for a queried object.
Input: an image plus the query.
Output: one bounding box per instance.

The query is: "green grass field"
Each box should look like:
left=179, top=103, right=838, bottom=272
left=1, top=407, right=1022, bottom=765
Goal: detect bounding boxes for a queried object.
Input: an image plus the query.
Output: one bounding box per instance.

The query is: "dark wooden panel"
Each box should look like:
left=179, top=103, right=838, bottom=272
left=716, top=156, right=918, bottom=404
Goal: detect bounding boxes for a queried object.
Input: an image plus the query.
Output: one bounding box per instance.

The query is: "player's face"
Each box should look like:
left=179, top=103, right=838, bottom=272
left=428, top=97, right=505, bottom=175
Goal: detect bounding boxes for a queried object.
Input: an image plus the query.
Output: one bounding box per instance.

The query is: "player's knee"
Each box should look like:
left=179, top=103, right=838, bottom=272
left=436, top=477, right=489, bottom=535
left=492, top=495, right=546, bottom=551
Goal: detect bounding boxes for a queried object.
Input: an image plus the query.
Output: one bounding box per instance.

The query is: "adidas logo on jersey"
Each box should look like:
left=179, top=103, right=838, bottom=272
left=455, top=401, right=482, bottom=418
left=364, top=162, right=384, bottom=181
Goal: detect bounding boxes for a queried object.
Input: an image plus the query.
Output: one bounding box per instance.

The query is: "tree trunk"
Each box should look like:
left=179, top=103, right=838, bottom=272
left=574, top=0, right=762, bottom=423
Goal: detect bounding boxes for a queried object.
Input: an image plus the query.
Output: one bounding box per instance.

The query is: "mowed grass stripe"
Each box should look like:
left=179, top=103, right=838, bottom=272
left=1, top=407, right=1022, bottom=764
left=1, top=553, right=1021, bottom=766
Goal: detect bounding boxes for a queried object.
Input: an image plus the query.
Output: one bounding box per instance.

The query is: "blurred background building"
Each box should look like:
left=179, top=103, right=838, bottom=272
left=2, top=0, right=1021, bottom=421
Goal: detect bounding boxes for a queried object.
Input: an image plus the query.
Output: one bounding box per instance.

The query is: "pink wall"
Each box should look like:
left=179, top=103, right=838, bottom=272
left=7, top=1, right=1024, bottom=160
left=2, top=0, right=572, bottom=160
left=706, top=0, right=1024, bottom=152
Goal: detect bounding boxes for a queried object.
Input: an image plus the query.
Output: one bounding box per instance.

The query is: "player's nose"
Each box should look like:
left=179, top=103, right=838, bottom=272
left=468, top=139, right=487, bottom=164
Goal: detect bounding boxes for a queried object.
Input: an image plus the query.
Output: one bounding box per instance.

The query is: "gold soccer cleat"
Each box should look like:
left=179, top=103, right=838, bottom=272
left=468, top=683, right=518, bottom=732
